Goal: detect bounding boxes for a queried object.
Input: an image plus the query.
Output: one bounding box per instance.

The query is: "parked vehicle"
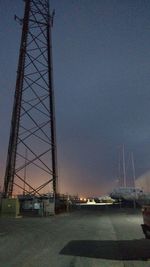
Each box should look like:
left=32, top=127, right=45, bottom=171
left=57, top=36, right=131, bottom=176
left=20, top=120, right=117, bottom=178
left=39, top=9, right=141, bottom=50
left=141, top=205, right=150, bottom=239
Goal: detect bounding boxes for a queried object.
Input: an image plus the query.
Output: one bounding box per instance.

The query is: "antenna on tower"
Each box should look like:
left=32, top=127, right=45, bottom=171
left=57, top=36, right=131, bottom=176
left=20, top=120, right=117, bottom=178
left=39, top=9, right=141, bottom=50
left=51, top=9, right=55, bottom=27
left=14, top=15, right=23, bottom=25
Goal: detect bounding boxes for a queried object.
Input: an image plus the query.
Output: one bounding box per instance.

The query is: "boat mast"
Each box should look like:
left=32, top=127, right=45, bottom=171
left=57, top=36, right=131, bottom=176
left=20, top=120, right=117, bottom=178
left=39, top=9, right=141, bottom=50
left=131, top=152, right=136, bottom=188
left=122, top=144, right=127, bottom=187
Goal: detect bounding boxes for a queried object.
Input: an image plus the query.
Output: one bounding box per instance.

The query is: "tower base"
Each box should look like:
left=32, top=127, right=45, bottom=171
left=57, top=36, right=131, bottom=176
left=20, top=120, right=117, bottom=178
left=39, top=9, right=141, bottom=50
left=0, top=198, right=20, bottom=218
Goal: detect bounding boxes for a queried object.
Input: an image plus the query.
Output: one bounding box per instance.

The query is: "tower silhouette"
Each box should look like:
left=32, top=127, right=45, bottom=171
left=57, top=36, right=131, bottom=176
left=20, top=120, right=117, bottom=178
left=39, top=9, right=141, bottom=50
left=3, top=0, right=58, bottom=198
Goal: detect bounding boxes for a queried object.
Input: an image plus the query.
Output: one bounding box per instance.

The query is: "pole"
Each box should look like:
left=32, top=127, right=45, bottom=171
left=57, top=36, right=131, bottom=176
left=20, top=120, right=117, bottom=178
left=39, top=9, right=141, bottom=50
left=23, top=148, right=28, bottom=195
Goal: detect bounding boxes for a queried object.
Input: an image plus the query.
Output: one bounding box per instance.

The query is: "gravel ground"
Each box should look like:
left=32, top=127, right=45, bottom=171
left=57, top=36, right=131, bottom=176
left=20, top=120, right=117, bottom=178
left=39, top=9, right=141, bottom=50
left=0, top=207, right=150, bottom=267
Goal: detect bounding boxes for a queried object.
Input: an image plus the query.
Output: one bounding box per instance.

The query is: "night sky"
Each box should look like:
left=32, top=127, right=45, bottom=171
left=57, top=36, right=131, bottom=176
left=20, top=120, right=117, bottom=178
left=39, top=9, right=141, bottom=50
left=1, top=0, right=150, bottom=196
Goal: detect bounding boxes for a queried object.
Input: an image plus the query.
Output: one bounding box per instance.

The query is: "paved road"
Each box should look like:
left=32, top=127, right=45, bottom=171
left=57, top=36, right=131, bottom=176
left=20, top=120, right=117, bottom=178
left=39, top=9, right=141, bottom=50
left=0, top=207, right=149, bottom=267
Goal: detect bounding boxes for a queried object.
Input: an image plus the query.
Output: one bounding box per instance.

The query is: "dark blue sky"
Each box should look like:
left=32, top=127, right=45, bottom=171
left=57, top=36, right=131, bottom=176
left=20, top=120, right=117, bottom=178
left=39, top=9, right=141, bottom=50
left=1, top=0, right=150, bottom=196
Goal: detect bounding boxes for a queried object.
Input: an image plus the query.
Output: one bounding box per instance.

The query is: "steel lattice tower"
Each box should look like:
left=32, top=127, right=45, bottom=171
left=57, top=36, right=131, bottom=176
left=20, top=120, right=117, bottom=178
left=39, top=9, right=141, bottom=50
left=3, top=0, right=58, bottom=198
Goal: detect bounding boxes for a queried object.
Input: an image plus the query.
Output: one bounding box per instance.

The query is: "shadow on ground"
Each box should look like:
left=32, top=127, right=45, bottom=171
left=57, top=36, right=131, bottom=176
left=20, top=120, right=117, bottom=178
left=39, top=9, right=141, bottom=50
left=60, top=239, right=150, bottom=261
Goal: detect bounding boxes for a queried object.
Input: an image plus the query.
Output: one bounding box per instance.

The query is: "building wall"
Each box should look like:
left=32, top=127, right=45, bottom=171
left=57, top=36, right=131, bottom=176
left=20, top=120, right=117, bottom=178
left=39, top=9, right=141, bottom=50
left=135, top=171, right=150, bottom=193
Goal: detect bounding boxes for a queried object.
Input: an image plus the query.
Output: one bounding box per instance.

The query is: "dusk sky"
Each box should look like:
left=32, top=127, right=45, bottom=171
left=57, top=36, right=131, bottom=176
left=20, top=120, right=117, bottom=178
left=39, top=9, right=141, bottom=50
left=1, top=0, right=150, bottom=196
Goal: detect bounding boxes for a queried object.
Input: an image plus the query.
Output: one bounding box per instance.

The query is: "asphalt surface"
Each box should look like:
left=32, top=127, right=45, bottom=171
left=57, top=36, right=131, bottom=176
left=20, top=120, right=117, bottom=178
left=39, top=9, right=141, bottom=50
left=0, top=206, right=150, bottom=267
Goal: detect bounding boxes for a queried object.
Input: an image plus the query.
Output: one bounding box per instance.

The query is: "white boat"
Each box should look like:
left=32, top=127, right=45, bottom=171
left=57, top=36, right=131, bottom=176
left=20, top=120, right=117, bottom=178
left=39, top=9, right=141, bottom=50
left=137, top=193, right=150, bottom=206
left=110, top=187, right=143, bottom=201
